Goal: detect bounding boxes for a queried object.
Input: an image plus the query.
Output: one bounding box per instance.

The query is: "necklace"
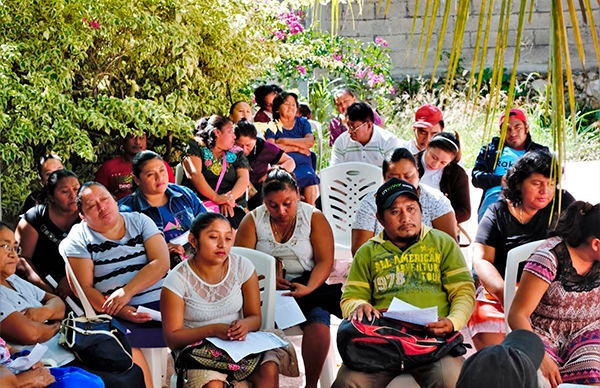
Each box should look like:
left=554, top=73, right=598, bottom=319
left=190, top=256, right=228, bottom=284
left=270, top=216, right=296, bottom=243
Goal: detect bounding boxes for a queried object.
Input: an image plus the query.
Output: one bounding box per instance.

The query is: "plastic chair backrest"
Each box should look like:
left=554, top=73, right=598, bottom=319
left=308, top=120, right=323, bottom=172
left=175, top=163, right=184, bottom=185
left=320, top=162, right=383, bottom=250
left=230, top=247, right=276, bottom=330
left=60, top=253, right=100, bottom=318
left=503, top=240, right=544, bottom=332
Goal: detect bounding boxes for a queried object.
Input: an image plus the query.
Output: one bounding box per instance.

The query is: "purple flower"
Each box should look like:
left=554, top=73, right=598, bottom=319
left=274, top=30, right=287, bottom=40
left=297, top=65, right=307, bottom=75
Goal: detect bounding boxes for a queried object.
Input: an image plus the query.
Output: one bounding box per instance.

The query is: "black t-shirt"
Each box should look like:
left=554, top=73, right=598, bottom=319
left=475, top=190, right=576, bottom=278
left=23, top=204, right=81, bottom=282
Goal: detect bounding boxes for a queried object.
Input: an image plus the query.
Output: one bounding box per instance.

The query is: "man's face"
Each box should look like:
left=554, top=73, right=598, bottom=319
left=123, top=133, right=147, bottom=156
left=377, top=195, right=422, bottom=244
left=334, top=92, right=357, bottom=115
left=347, top=119, right=373, bottom=145
left=413, top=123, right=442, bottom=151
left=503, top=118, right=529, bottom=150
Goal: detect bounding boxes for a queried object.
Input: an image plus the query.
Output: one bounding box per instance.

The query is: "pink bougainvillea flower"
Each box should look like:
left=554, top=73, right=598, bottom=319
left=297, top=65, right=307, bottom=75
left=375, top=37, right=388, bottom=47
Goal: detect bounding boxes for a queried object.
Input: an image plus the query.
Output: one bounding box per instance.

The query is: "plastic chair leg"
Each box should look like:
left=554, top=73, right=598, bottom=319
left=141, top=347, right=168, bottom=388
left=319, top=340, right=337, bottom=388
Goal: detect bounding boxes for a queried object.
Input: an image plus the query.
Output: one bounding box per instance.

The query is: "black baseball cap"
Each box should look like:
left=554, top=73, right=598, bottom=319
left=456, top=330, right=545, bottom=388
left=375, top=178, right=420, bottom=212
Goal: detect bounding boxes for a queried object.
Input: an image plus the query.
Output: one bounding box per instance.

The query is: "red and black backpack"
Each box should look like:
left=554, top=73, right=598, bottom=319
left=337, top=316, right=468, bottom=373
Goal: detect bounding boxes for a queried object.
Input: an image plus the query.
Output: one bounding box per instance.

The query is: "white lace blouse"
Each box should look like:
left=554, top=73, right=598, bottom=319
left=162, top=253, right=255, bottom=329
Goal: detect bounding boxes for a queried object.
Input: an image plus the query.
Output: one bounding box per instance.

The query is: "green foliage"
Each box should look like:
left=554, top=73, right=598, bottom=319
left=0, top=0, right=306, bottom=221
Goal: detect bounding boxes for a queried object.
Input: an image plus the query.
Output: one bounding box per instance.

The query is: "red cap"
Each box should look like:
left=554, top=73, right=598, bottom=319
left=413, top=104, right=443, bottom=129
left=499, top=109, right=527, bottom=127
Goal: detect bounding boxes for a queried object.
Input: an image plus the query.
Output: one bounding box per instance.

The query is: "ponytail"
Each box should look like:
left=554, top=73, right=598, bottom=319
left=551, top=201, right=600, bottom=247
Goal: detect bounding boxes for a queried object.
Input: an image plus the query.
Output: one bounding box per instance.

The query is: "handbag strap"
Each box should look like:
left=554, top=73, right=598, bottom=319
left=214, top=152, right=227, bottom=192
left=60, top=253, right=97, bottom=318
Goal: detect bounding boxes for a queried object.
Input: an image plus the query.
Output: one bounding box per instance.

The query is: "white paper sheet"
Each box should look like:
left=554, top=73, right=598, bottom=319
left=382, top=297, right=438, bottom=326
left=169, top=231, right=190, bottom=246
left=275, top=291, right=306, bottom=329
left=137, top=305, right=162, bottom=322
left=7, top=344, right=48, bottom=373
left=206, top=331, right=289, bottom=362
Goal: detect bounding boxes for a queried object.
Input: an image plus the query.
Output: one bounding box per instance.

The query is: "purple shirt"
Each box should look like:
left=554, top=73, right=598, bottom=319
left=247, top=138, right=284, bottom=187
left=328, top=108, right=383, bottom=146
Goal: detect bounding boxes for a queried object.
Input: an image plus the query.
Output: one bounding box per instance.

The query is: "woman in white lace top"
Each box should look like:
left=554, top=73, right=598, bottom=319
left=235, top=168, right=335, bottom=388
left=161, top=212, right=279, bottom=388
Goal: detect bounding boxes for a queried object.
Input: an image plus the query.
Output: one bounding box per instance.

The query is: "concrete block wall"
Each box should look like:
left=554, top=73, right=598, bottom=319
left=317, top=0, right=600, bottom=77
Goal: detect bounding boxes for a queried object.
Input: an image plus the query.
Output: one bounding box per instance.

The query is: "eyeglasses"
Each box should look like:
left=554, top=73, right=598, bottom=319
left=347, top=122, right=368, bottom=133
left=1, top=244, right=22, bottom=256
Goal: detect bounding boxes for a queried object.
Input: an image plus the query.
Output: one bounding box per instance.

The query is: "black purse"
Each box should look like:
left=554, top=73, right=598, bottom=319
left=59, top=311, right=134, bottom=372
left=58, top=255, right=135, bottom=372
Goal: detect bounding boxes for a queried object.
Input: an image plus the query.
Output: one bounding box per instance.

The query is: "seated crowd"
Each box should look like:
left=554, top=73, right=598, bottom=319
left=3, top=83, right=599, bottom=388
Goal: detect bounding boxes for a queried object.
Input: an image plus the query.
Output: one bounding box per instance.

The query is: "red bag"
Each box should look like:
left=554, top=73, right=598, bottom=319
left=337, top=315, right=468, bottom=373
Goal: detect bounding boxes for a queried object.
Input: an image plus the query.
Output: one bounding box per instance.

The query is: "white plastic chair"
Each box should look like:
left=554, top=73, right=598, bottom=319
left=320, top=162, right=383, bottom=260
left=230, top=247, right=276, bottom=330
left=230, top=247, right=337, bottom=388
left=308, top=119, right=324, bottom=173
left=503, top=240, right=544, bottom=333
left=557, top=384, right=589, bottom=387
left=175, top=163, right=184, bottom=185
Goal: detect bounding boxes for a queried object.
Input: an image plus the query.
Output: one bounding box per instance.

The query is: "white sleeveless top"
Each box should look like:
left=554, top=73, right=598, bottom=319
left=252, top=202, right=315, bottom=277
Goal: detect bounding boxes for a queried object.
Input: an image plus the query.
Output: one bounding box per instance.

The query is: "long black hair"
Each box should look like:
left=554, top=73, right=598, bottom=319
left=551, top=201, right=600, bottom=247
left=189, top=212, right=231, bottom=239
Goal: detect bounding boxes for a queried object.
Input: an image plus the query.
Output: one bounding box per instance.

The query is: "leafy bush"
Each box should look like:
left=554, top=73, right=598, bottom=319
left=0, top=0, right=307, bottom=221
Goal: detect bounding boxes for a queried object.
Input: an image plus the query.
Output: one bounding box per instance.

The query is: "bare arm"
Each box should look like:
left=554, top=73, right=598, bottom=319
left=0, top=312, right=61, bottom=345
left=507, top=271, right=549, bottom=331
left=276, top=152, right=296, bottom=173
left=229, top=168, right=250, bottom=202
left=472, top=242, right=505, bottom=304
left=234, top=213, right=258, bottom=248
left=161, top=288, right=227, bottom=350
left=67, top=256, right=108, bottom=312
left=275, top=134, right=314, bottom=152
left=15, top=221, right=50, bottom=292
left=286, top=210, right=334, bottom=298
left=351, top=229, right=375, bottom=257
left=431, top=212, right=459, bottom=242
left=182, top=155, right=229, bottom=203
left=23, top=292, right=65, bottom=323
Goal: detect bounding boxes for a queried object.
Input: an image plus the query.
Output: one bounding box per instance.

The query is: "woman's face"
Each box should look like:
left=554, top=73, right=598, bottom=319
left=40, top=159, right=64, bottom=185
left=230, top=102, right=253, bottom=123
left=263, top=93, right=276, bottom=113
left=0, top=227, right=19, bottom=278
left=424, top=147, right=454, bottom=171
left=49, top=176, right=80, bottom=213
left=191, top=219, right=233, bottom=265
left=79, top=185, right=121, bottom=232
left=277, top=96, right=298, bottom=120
left=235, top=135, right=257, bottom=157
left=264, top=187, right=299, bottom=223
left=385, top=159, right=420, bottom=188
left=214, top=122, right=236, bottom=151
left=134, top=158, right=169, bottom=197
left=520, top=173, right=555, bottom=210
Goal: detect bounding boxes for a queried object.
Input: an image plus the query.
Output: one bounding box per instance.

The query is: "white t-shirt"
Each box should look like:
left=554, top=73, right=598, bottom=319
left=162, top=253, right=255, bottom=329
left=398, top=138, right=420, bottom=154
left=330, top=125, right=402, bottom=166
left=0, top=275, right=75, bottom=367
left=352, top=184, right=454, bottom=236
left=419, top=153, right=444, bottom=190
left=59, top=212, right=164, bottom=306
